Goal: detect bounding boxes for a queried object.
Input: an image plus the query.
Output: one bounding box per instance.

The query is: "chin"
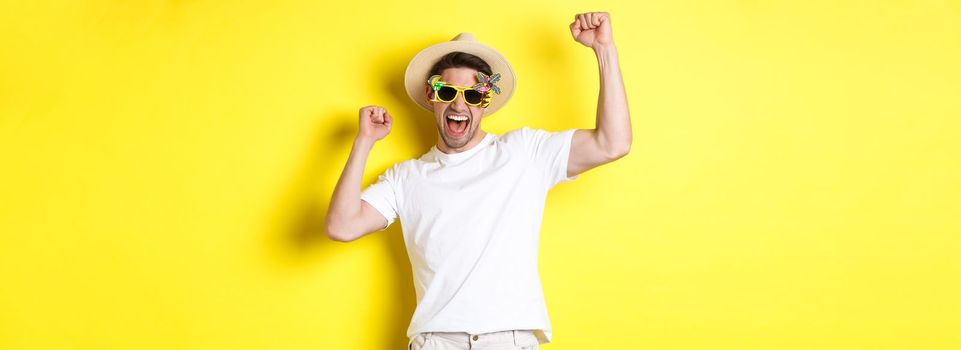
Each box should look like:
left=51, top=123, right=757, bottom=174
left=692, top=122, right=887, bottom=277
left=442, top=128, right=474, bottom=149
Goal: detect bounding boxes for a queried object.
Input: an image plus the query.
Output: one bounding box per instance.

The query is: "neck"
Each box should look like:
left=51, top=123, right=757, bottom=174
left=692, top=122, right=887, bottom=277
left=436, top=129, right=488, bottom=154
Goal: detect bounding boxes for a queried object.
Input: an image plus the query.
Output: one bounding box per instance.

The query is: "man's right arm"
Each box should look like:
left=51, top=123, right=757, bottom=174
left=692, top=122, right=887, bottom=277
left=324, top=106, right=393, bottom=242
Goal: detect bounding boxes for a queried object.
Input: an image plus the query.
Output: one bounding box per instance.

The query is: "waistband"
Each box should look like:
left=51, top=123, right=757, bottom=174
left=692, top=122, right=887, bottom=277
left=414, top=329, right=538, bottom=346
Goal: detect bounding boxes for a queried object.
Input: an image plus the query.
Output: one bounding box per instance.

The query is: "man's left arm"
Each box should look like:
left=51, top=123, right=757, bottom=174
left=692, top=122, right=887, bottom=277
left=567, top=12, right=632, bottom=178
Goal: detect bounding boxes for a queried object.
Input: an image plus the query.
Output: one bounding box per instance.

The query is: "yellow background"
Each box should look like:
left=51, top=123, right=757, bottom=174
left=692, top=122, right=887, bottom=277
left=2, top=0, right=960, bottom=349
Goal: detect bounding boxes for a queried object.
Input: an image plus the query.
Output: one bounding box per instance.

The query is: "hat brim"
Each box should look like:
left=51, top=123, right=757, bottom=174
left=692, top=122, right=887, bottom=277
left=404, top=38, right=515, bottom=117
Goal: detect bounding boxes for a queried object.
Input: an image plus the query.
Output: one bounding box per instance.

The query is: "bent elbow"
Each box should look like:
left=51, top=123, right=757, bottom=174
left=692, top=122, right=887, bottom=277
left=324, top=222, right=358, bottom=243
left=606, top=142, right=631, bottom=161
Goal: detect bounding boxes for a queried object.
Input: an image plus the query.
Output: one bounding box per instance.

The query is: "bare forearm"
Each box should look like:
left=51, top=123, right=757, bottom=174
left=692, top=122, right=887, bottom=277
left=593, top=43, right=631, bottom=155
left=325, top=137, right=374, bottom=234
left=324, top=106, right=392, bottom=241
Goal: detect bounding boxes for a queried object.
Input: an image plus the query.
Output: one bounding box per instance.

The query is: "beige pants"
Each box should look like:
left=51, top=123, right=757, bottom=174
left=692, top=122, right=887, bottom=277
left=408, top=330, right=540, bottom=350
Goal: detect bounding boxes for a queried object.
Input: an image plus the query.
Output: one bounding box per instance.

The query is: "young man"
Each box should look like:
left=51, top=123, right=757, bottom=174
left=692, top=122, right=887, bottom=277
left=325, top=12, right=630, bottom=349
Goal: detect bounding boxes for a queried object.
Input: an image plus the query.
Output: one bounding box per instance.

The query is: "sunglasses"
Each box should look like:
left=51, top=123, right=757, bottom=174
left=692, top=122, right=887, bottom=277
left=427, top=75, right=493, bottom=107
left=433, top=85, right=489, bottom=106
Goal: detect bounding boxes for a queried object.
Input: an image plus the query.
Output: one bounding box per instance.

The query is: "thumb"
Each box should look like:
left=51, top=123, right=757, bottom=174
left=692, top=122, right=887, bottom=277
left=569, top=20, right=581, bottom=38
left=384, top=112, right=393, bottom=128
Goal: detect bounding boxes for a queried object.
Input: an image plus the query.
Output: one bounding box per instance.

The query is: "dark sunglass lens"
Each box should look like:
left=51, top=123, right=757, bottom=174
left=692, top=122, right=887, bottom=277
left=464, top=90, right=483, bottom=104
left=437, top=87, right=457, bottom=102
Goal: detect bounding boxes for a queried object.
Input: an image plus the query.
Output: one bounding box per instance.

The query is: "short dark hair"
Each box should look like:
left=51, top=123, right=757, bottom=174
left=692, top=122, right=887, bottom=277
left=428, top=52, right=492, bottom=79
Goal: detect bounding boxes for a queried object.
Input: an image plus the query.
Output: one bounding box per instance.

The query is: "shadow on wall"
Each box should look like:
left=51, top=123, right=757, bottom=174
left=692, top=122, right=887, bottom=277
left=522, top=17, right=592, bottom=133
left=258, top=111, right=415, bottom=349
left=259, top=35, right=442, bottom=346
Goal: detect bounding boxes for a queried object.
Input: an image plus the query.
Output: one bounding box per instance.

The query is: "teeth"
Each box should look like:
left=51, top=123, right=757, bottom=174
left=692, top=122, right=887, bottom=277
left=447, top=115, right=468, bottom=121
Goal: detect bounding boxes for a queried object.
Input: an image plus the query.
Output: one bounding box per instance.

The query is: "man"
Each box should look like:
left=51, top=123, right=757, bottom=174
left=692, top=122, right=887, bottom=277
left=325, top=12, right=630, bottom=349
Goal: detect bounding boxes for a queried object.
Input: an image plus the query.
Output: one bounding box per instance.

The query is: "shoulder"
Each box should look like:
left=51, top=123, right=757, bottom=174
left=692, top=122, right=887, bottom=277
left=391, top=159, right=420, bottom=174
left=374, top=158, right=419, bottom=182
left=500, top=126, right=575, bottom=145
left=499, top=126, right=537, bottom=143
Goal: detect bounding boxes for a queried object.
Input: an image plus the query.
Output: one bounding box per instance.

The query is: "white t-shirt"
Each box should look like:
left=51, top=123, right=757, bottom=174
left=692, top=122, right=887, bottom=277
left=360, top=127, right=579, bottom=344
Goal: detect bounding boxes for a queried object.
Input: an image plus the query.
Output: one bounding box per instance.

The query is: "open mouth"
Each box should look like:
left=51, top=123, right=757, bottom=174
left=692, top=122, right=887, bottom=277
left=445, top=113, right=470, bottom=137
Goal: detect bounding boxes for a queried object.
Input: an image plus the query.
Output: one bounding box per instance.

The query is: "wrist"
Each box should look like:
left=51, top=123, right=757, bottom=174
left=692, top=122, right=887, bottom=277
left=593, top=43, right=619, bottom=70
left=592, top=42, right=617, bottom=55
left=353, top=136, right=377, bottom=149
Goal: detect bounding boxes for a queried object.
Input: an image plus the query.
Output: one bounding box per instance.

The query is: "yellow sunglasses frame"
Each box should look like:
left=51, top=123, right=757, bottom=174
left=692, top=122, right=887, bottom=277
left=428, top=75, right=493, bottom=108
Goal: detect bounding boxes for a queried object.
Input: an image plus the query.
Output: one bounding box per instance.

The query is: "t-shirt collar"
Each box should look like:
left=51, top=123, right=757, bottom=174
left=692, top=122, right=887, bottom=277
left=428, top=132, right=495, bottom=165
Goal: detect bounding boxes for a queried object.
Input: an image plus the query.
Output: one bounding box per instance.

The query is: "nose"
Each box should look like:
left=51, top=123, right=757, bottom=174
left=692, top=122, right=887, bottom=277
left=451, top=93, right=469, bottom=110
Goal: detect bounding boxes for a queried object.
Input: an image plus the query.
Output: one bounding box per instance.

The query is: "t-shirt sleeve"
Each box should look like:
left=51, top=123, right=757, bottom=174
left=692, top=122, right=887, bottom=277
left=521, top=127, right=580, bottom=188
left=359, top=166, right=399, bottom=231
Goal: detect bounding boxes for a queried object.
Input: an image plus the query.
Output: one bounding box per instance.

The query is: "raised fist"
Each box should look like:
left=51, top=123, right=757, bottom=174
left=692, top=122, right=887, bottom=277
left=357, top=105, right=392, bottom=142
left=570, top=12, right=613, bottom=49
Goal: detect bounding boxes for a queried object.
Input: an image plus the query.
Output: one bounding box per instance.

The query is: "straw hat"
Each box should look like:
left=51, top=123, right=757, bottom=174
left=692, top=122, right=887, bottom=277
left=404, top=33, right=516, bottom=116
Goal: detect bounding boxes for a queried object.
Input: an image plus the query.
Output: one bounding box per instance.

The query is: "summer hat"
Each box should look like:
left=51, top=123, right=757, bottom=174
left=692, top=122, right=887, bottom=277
left=404, top=32, right=516, bottom=116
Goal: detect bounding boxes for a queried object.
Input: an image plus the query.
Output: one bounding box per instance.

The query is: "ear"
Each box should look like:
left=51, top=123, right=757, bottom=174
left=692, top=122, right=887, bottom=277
left=424, top=86, right=434, bottom=105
